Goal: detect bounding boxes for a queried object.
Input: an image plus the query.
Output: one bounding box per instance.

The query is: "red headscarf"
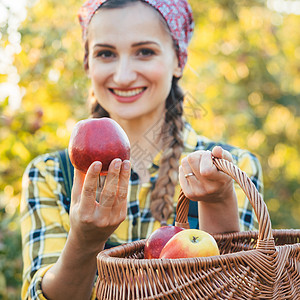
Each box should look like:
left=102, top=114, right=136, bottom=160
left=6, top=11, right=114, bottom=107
left=78, top=0, right=194, bottom=70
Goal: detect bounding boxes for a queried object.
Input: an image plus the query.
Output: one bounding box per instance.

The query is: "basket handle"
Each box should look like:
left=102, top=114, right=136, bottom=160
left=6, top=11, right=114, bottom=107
left=175, top=157, right=275, bottom=250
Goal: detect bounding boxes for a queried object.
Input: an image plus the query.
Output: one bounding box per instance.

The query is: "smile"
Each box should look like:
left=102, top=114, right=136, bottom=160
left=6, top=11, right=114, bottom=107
left=110, top=88, right=145, bottom=97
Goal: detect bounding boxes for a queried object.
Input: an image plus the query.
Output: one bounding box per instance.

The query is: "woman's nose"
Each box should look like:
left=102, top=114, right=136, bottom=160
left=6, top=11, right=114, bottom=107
left=113, top=57, right=137, bottom=86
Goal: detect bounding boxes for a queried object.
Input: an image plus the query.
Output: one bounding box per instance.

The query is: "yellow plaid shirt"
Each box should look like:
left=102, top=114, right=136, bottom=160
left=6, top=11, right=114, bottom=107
left=20, top=122, right=263, bottom=299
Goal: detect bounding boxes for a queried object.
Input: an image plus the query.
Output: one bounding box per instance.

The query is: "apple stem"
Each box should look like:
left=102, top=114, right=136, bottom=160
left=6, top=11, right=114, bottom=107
left=192, top=236, right=199, bottom=243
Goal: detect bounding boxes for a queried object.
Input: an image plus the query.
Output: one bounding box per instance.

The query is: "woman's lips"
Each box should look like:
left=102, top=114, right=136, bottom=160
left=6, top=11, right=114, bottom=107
left=109, top=87, right=146, bottom=103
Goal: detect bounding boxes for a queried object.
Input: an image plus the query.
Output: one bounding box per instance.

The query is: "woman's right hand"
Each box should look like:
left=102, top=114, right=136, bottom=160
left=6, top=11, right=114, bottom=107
left=69, top=158, right=131, bottom=254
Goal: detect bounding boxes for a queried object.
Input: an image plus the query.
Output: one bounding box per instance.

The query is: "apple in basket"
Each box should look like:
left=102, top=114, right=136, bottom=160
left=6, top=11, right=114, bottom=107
left=144, top=226, right=184, bottom=259
left=159, top=229, right=220, bottom=259
left=68, top=118, right=130, bottom=175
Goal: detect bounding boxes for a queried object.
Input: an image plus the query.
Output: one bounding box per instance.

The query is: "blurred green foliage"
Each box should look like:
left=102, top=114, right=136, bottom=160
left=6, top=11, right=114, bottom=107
left=0, top=0, right=299, bottom=298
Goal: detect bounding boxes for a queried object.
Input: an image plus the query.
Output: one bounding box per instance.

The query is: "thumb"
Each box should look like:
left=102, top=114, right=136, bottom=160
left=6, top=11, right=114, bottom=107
left=212, top=146, right=233, bottom=162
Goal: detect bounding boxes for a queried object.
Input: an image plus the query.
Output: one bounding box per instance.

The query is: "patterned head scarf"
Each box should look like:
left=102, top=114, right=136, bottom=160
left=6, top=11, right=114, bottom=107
left=78, top=0, right=194, bottom=70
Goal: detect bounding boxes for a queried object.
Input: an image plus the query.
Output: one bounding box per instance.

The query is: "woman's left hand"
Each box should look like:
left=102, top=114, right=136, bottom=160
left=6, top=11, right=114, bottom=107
left=179, top=146, right=239, bottom=233
left=179, top=146, right=234, bottom=203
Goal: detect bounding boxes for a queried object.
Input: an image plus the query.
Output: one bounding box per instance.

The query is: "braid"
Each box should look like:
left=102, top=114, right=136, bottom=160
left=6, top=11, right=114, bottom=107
left=150, top=77, right=185, bottom=224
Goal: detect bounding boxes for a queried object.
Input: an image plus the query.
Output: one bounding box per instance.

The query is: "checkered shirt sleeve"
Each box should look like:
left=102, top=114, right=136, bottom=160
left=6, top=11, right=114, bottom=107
left=20, top=153, right=75, bottom=300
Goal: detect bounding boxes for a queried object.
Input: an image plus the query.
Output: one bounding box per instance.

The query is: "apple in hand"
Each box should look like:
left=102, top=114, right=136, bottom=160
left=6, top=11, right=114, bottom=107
left=68, top=118, right=130, bottom=175
left=159, top=229, right=220, bottom=259
left=144, top=226, right=184, bottom=259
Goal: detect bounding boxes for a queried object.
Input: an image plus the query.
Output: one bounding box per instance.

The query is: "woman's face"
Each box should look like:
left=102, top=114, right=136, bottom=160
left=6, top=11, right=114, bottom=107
left=87, top=1, right=181, bottom=123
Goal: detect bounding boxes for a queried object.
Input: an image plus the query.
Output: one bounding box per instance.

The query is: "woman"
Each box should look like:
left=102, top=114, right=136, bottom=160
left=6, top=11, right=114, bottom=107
left=20, top=0, right=263, bottom=299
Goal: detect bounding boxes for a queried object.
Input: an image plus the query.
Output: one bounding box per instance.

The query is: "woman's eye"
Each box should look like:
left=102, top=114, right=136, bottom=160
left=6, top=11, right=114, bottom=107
left=137, top=48, right=155, bottom=57
left=96, top=50, right=114, bottom=58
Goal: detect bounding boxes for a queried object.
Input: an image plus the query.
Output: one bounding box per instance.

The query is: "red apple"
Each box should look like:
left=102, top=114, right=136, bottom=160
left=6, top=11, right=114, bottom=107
left=159, top=229, right=220, bottom=259
left=68, top=118, right=130, bottom=175
left=144, top=226, right=184, bottom=259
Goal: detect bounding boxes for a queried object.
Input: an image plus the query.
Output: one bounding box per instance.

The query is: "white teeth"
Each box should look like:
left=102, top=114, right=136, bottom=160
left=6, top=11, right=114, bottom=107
left=113, top=88, right=144, bottom=97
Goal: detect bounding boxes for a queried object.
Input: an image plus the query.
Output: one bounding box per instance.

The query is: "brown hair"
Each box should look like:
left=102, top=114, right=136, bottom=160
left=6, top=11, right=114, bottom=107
left=84, top=0, right=185, bottom=224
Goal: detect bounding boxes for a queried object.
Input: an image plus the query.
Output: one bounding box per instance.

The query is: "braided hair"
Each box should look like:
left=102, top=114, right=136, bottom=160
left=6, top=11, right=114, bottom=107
left=149, top=78, right=184, bottom=224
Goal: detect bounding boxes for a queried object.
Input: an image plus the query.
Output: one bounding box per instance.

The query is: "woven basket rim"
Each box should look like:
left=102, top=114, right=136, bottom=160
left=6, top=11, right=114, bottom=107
left=98, top=229, right=300, bottom=265
left=97, top=243, right=300, bottom=275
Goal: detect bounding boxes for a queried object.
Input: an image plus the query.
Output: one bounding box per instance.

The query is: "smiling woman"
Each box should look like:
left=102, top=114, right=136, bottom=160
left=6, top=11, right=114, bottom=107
left=20, top=1, right=264, bottom=299
left=86, top=2, right=181, bottom=124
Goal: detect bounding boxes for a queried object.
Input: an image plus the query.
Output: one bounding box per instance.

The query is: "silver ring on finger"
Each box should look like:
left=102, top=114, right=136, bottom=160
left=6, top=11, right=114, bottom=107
left=184, top=172, right=195, bottom=178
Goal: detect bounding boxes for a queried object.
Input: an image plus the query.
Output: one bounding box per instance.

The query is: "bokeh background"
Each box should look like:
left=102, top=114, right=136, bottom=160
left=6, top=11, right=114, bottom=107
left=1, top=0, right=300, bottom=298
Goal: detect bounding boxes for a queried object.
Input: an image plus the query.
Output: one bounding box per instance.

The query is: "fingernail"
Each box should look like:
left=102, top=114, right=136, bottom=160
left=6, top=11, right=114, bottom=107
left=123, top=160, right=131, bottom=170
left=114, top=159, right=121, bottom=169
left=93, top=161, right=101, bottom=172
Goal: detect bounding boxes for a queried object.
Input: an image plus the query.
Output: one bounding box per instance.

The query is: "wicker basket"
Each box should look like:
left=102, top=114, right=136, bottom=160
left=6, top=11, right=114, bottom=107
left=96, top=158, right=300, bottom=299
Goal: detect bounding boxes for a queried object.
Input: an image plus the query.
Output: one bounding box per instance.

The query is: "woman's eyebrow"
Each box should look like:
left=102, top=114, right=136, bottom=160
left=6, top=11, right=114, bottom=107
left=93, top=43, right=115, bottom=49
left=132, top=41, right=160, bottom=47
